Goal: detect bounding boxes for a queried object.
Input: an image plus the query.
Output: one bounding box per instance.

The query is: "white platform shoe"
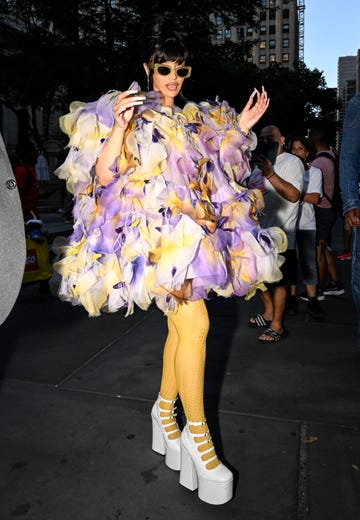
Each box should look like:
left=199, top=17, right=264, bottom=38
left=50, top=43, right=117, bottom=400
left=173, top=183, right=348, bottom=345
left=151, top=394, right=181, bottom=471
left=179, top=421, right=233, bottom=505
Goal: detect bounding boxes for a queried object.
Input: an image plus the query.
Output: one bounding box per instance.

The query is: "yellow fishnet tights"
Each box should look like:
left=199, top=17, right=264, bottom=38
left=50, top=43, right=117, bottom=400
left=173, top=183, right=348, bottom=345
left=159, top=299, right=220, bottom=469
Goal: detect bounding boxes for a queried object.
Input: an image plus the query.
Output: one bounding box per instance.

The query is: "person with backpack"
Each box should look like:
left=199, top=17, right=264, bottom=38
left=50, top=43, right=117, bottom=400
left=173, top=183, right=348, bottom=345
left=309, top=128, right=344, bottom=298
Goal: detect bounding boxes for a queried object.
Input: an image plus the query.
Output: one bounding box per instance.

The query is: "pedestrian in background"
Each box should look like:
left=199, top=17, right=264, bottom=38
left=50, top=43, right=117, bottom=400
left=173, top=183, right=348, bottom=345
left=248, top=125, right=304, bottom=342
left=12, top=143, right=40, bottom=222
left=309, top=128, right=344, bottom=297
left=35, top=149, right=50, bottom=183
left=339, top=93, right=360, bottom=348
left=289, top=136, right=324, bottom=320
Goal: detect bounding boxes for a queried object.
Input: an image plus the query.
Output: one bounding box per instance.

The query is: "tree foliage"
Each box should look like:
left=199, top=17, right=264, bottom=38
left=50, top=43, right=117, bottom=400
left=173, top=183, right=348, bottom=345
left=0, top=0, right=339, bottom=146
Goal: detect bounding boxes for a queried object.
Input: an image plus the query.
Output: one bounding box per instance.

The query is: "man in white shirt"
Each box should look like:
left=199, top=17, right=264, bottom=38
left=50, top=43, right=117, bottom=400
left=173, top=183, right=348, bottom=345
left=248, top=125, right=304, bottom=342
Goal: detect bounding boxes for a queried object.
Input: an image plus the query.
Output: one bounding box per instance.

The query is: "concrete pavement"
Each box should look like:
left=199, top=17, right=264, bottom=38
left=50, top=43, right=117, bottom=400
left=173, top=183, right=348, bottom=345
left=0, top=213, right=359, bottom=519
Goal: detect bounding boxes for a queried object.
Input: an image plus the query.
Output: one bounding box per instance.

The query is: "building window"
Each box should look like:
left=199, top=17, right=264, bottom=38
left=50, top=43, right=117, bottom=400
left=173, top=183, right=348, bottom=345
left=225, top=29, right=231, bottom=39
left=269, top=25, right=276, bottom=34
left=283, top=9, right=289, bottom=18
left=282, top=38, right=289, bottom=48
left=259, top=55, right=267, bottom=64
left=246, top=27, right=253, bottom=36
left=269, top=39, right=276, bottom=49
left=269, top=54, right=276, bottom=63
left=282, top=53, right=289, bottom=62
left=260, top=11, right=266, bottom=21
left=260, top=25, right=267, bottom=35
left=269, top=8, right=276, bottom=20
left=282, top=23, right=289, bottom=33
left=216, top=29, right=223, bottom=41
left=261, top=0, right=266, bottom=6
left=216, top=16, right=223, bottom=26
left=259, top=40, right=266, bottom=49
left=269, top=0, right=275, bottom=6
left=237, top=27, right=244, bottom=40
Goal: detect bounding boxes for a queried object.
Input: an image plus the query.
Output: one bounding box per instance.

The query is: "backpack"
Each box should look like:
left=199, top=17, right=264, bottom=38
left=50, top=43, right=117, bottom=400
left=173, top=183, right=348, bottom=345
left=316, top=151, right=343, bottom=215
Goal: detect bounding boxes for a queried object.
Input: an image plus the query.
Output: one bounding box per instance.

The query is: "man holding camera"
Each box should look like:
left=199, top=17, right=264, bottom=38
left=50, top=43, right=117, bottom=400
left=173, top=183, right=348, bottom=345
left=248, top=125, right=304, bottom=342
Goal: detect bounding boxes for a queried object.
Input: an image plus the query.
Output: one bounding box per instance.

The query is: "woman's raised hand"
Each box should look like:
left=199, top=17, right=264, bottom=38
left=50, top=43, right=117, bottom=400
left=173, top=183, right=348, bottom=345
left=239, top=86, right=270, bottom=134
left=113, top=90, right=146, bottom=129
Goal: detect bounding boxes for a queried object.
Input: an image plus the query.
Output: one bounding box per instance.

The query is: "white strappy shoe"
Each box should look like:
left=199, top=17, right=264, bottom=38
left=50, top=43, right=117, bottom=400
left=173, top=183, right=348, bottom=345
left=179, top=420, right=233, bottom=505
left=151, top=394, right=181, bottom=471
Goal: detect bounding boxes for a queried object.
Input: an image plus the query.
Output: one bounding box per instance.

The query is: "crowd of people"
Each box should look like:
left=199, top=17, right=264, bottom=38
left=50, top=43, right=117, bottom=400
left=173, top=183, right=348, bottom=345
left=247, top=123, right=348, bottom=343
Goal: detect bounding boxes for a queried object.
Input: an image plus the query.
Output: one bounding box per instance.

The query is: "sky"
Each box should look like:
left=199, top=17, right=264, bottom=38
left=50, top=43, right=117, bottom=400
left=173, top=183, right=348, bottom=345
left=304, top=0, right=360, bottom=88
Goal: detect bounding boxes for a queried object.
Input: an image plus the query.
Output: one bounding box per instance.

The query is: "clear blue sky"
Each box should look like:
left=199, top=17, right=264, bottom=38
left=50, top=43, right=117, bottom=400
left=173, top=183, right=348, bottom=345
left=304, top=0, right=360, bottom=88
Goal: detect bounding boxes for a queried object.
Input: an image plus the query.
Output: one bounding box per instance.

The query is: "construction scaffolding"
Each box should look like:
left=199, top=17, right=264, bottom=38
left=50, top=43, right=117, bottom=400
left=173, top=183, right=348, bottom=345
left=298, top=0, right=305, bottom=62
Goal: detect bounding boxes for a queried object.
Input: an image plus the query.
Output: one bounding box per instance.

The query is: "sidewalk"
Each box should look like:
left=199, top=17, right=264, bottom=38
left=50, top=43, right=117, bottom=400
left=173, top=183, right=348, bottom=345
left=0, top=216, right=359, bottom=519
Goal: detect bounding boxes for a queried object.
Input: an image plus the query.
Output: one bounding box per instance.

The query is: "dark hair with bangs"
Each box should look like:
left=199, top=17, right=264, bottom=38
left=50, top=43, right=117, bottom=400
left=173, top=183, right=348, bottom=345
left=149, top=37, right=189, bottom=66
left=137, top=14, right=191, bottom=105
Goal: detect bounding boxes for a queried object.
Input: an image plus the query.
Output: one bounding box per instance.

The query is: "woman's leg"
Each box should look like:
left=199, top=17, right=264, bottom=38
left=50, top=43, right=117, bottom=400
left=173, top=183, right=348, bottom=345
left=169, top=299, right=209, bottom=423
left=169, top=300, right=233, bottom=504
left=159, top=316, right=179, bottom=400
left=151, top=316, right=181, bottom=470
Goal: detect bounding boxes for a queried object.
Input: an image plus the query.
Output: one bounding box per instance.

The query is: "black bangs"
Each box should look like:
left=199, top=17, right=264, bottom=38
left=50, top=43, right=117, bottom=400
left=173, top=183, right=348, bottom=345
left=150, top=38, right=190, bottom=65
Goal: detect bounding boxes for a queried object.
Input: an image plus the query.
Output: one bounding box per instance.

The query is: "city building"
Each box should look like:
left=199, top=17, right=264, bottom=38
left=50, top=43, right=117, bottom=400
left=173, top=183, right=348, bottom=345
left=337, top=51, right=360, bottom=147
left=212, top=0, right=304, bottom=70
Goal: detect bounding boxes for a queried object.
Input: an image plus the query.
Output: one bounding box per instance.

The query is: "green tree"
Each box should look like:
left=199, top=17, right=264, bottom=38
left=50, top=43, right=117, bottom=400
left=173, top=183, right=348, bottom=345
left=0, top=0, right=338, bottom=147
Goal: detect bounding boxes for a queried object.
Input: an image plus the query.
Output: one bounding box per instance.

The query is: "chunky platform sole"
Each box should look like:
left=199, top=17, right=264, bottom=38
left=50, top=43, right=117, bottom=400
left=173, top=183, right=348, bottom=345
left=179, top=423, right=233, bottom=505
left=151, top=395, right=181, bottom=471
left=151, top=413, right=181, bottom=471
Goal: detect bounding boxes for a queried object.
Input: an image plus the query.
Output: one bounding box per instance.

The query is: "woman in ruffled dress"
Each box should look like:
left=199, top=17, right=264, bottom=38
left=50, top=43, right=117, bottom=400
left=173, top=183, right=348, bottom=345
left=55, top=18, right=287, bottom=505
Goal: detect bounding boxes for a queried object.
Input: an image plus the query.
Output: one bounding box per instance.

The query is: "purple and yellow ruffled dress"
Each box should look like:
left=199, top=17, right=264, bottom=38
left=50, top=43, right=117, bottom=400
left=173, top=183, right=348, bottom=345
left=55, top=84, right=287, bottom=317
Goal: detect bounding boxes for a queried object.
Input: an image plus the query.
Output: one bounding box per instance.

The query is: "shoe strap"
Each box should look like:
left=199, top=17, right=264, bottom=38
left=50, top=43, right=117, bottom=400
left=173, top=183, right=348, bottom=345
left=158, top=394, right=178, bottom=422
left=158, top=393, right=178, bottom=405
left=187, top=421, right=212, bottom=445
left=187, top=421, right=218, bottom=464
left=187, top=420, right=207, bottom=426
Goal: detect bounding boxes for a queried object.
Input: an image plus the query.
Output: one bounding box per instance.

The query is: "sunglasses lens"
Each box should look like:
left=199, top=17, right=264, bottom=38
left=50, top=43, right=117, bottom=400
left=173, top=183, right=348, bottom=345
left=157, top=66, right=171, bottom=76
left=177, top=67, right=189, bottom=77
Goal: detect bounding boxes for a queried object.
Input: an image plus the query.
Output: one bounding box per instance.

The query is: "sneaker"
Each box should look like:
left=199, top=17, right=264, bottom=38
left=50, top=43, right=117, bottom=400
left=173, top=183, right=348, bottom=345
left=317, top=289, right=325, bottom=301
left=337, top=251, right=352, bottom=261
left=322, top=281, right=345, bottom=296
left=307, top=298, right=325, bottom=320
left=299, top=289, right=324, bottom=302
